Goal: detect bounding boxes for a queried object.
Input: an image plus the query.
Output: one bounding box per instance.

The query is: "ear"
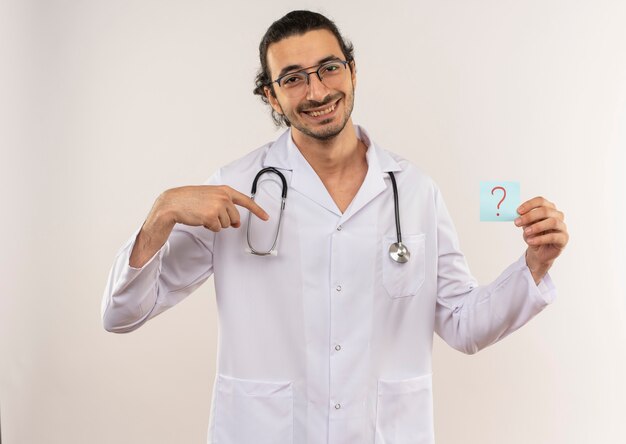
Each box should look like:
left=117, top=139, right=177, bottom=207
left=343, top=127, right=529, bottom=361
left=264, top=86, right=284, bottom=116
left=349, top=60, right=357, bottom=89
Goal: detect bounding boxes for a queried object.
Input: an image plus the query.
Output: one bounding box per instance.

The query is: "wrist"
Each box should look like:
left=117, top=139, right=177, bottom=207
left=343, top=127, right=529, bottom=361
left=525, top=250, right=553, bottom=284
left=129, top=199, right=176, bottom=269
left=144, top=207, right=176, bottom=235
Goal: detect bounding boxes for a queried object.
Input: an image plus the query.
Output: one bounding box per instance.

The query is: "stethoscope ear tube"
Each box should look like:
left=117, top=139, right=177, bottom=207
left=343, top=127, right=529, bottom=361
left=251, top=167, right=287, bottom=199
left=247, top=167, right=288, bottom=256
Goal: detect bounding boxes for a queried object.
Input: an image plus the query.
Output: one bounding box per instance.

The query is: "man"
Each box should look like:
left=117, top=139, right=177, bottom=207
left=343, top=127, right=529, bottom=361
left=102, top=10, right=568, bottom=444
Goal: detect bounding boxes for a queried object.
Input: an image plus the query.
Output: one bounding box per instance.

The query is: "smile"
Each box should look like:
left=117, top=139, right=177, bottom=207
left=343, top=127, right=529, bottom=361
left=302, top=101, right=338, bottom=118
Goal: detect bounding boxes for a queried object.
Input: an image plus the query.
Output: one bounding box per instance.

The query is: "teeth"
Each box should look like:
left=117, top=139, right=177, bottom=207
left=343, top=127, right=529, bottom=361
left=307, top=104, right=336, bottom=117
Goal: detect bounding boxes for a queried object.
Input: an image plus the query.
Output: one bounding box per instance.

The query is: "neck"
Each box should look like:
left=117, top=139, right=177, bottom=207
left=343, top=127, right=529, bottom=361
left=291, top=120, right=365, bottom=177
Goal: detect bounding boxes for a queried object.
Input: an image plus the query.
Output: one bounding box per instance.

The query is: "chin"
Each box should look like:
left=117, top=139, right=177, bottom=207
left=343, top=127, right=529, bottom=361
left=301, top=125, right=343, bottom=141
left=294, top=115, right=350, bottom=141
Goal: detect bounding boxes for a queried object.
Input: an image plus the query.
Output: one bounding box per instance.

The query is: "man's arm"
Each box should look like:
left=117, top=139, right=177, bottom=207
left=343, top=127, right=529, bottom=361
left=434, top=190, right=567, bottom=354
left=102, top=183, right=269, bottom=333
left=130, top=185, right=269, bottom=268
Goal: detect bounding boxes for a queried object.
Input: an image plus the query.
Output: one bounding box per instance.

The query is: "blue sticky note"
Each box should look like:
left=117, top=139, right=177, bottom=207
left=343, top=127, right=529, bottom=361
left=480, top=181, right=520, bottom=221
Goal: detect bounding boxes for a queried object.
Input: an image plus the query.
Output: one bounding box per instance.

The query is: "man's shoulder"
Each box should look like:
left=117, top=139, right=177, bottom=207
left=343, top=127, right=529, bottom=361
left=204, top=131, right=289, bottom=186
left=357, top=125, right=436, bottom=190
left=222, top=129, right=291, bottom=172
left=375, top=145, right=437, bottom=191
left=220, top=142, right=272, bottom=172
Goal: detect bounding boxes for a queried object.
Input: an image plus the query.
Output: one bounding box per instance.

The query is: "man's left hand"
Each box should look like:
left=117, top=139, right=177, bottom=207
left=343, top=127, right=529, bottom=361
left=515, top=196, right=569, bottom=284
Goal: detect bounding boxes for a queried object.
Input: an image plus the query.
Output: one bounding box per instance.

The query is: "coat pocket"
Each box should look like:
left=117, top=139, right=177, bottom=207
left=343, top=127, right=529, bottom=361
left=375, top=373, right=435, bottom=444
left=382, top=233, right=426, bottom=298
left=213, top=374, right=293, bottom=444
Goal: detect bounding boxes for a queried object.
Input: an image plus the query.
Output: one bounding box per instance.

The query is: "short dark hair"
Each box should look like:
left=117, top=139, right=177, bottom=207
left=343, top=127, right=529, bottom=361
left=253, top=10, right=355, bottom=127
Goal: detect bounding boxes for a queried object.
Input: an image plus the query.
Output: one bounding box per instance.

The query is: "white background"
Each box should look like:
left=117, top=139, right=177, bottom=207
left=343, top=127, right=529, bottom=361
left=1, top=0, right=625, bottom=443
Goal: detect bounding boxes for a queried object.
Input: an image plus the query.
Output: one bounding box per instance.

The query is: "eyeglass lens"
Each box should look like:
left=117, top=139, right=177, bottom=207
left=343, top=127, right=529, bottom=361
left=277, top=61, right=347, bottom=97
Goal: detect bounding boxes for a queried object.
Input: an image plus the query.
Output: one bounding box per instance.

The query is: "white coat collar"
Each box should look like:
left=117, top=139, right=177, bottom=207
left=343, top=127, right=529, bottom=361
left=262, top=125, right=400, bottom=173
left=262, top=125, right=401, bottom=221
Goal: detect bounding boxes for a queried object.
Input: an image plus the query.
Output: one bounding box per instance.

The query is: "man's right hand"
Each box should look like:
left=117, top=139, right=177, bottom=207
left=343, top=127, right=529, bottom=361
left=129, top=185, right=269, bottom=268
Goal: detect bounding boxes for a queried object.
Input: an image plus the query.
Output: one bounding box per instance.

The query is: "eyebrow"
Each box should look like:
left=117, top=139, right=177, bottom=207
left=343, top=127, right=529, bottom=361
left=276, top=55, right=343, bottom=79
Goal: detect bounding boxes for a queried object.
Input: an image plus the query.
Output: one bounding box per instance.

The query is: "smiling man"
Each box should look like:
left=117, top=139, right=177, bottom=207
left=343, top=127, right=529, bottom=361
left=102, top=10, right=569, bottom=444
left=262, top=31, right=355, bottom=141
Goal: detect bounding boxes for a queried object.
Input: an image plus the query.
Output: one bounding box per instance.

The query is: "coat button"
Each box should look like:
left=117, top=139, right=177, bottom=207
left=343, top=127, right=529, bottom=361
left=335, top=344, right=341, bottom=351
left=336, top=225, right=343, bottom=231
left=336, top=285, right=342, bottom=292
left=335, top=403, right=341, bottom=410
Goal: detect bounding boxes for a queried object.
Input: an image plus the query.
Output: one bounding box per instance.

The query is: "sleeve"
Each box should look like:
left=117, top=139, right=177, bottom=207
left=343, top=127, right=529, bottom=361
left=433, top=186, right=557, bottom=354
left=101, top=172, right=220, bottom=333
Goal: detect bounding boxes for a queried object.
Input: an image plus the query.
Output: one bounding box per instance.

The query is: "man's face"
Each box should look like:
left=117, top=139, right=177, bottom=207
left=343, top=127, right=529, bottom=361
left=264, top=29, right=356, bottom=141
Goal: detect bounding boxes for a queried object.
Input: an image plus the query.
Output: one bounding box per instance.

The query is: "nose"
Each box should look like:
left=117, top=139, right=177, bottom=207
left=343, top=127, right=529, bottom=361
left=306, top=72, right=330, bottom=101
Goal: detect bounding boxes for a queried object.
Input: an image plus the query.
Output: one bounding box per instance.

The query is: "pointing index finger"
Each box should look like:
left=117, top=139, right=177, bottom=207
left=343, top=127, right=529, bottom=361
left=229, top=188, right=270, bottom=221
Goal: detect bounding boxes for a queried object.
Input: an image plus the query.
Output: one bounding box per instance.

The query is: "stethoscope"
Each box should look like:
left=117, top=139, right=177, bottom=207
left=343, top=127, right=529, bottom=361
left=246, top=167, right=410, bottom=263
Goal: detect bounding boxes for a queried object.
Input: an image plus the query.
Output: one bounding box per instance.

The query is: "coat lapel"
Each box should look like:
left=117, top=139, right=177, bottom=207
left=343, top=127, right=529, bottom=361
left=339, top=127, right=401, bottom=225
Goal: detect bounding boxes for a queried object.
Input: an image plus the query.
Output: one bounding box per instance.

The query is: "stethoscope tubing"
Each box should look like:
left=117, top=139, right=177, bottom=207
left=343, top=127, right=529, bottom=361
left=387, top=171, right=403, bottom=244
left=246, top=167, right=287, bottom=256
left=246, top=168, right=409, bottom=263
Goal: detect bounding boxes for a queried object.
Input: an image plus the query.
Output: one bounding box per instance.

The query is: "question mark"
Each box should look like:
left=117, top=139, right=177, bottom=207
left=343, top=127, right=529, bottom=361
left=491, top=186, right=507, bottom=216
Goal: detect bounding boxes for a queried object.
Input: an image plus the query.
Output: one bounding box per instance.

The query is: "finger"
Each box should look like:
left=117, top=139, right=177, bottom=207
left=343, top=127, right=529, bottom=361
left=517, top=196, right=555, bottom=215
left=225, top=203, right=241, bottom=228
left=525, top=231, right=569, bottom=248
left=515, top=206, right=563, bottom=227
left=228, top=188, right=270, bottom=221
left=204, top=218, right=222, bottom=232
left=524, top=227, right=558, bottom=243
left=523, top=218, right=567, bottom=237
left=217, top=209, right=231, bottom=229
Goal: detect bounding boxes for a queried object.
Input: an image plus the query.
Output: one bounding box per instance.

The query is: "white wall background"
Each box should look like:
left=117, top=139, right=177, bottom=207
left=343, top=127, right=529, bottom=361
left=1, top=0, right=625, bottom=443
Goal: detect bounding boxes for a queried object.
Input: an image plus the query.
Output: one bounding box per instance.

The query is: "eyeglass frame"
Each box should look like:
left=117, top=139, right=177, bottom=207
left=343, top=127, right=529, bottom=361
left=267, top=59, right=352, bottom=92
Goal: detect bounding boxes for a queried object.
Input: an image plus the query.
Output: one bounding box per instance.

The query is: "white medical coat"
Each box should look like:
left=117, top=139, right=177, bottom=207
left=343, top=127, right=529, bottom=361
left=102, top=126, right=556, bottom=444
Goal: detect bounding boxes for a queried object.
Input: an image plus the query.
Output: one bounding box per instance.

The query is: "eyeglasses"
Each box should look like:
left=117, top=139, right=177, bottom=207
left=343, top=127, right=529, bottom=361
left=269, top=59, right=350, bottom=98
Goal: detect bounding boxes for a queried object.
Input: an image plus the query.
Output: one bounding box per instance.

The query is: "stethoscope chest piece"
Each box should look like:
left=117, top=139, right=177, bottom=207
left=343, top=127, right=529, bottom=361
left=389, top=242, right=410, bottom=263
